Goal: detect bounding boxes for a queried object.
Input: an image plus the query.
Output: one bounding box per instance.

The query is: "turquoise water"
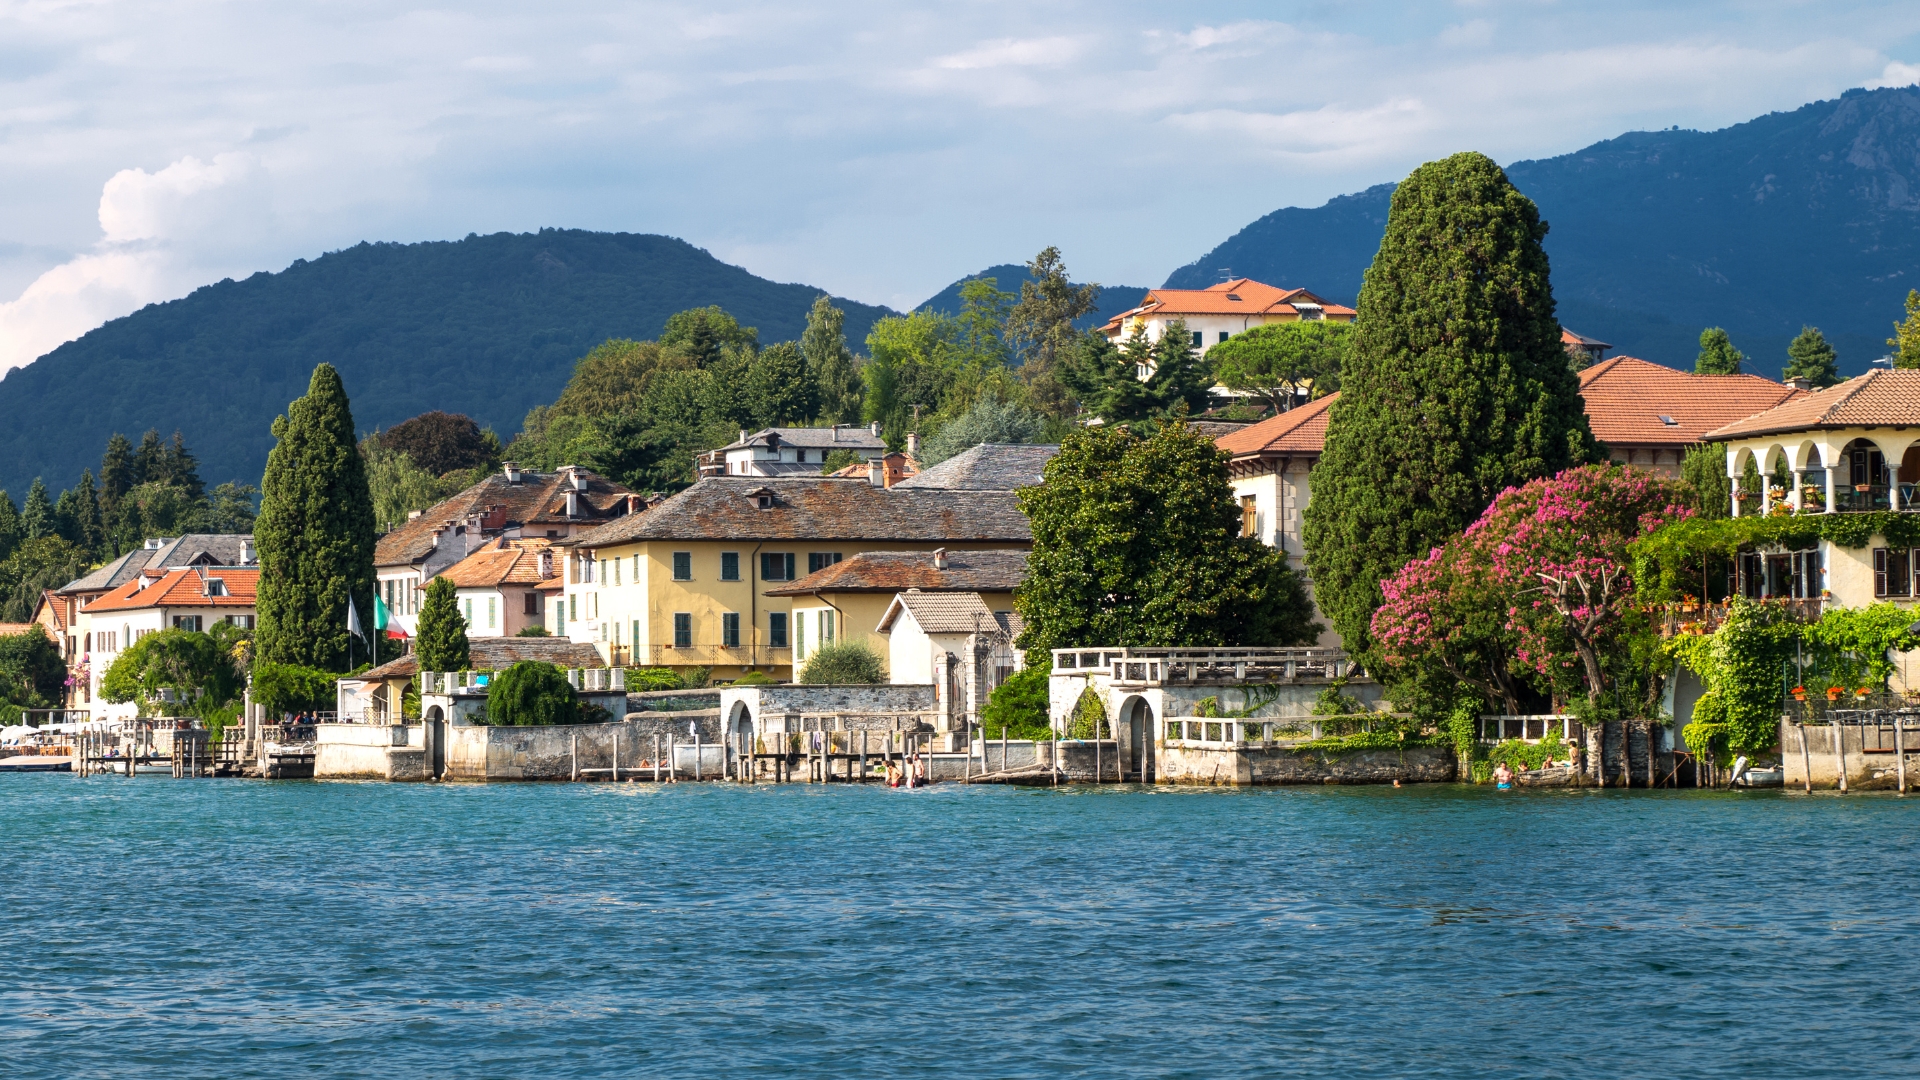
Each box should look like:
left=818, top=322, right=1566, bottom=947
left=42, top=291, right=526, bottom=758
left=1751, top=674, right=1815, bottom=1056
left=3, top=776, right=1915, bottom=1079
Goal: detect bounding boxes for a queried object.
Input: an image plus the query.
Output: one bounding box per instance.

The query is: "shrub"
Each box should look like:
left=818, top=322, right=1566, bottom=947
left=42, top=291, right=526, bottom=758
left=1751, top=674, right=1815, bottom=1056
left=484, top=661, right=581, bottom=726
left=0, top=629, right=66, bottom=708
left=251, top=661, right=337, bottom=716
left=515, top=626, right=551, bottom=637
left=729, top=670, right=775, bottom=686
left=629, top=667, right=683, bottom=691
left=798, top=641, right=885, bottom=684
left=981, top=666, right=1052, bottom=738
left=1067, top=687, right=1109, bottom=739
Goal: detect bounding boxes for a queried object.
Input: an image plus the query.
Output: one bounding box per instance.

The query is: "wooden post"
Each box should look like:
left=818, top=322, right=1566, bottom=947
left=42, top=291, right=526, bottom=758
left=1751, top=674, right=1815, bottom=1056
left=695, top=729, right=702, bottom=782
left=860, top=729, right=867, bottom=782
left=571, top=733, right=578, bottom=782
left=1896, top=717, right=1907, bottom=796
left=1094, top=736, right=1100, bottom=785
left=654, top=734, right=661, bottom=783
left=668, top=736, right=677, bottom=782
left=1828, top=719, right=1846, bottom=792
left=1002, top=728, right=1009, bottom=778
left=1798, top=723, right=1813, bottom=793
left=613, top=730, right=620, bottom=783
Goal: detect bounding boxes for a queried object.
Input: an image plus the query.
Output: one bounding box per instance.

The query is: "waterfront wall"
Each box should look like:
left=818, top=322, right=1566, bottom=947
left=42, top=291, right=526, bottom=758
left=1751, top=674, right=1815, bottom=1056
left=315, top=724, right=425, bottom=781
left=444, top=720, right=663, bottom=781
left=721, top=685, right=937, bottom=737
left=1157, top=743, right=1455, bottom=786
left=1780, top=719, right=1917, bottom=790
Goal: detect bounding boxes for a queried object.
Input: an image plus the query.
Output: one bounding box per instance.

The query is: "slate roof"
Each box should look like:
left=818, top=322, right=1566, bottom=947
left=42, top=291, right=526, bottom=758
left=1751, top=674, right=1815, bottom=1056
left=352, top=636, right=605, bottom=679
left=764, top=549, right=1028, bottom=596
left=1215, top=394, right=1339, bottom=458
left=715, top=426, right=888, bottom=452
left=567, top=477, right=1032, bottom=546
left=894, top=444, right=1059, bottom=491
left=436, top=538, right=555, bottom=589
left=374, top=467, right=634, bottom=567
left=1705, top=370, right=1920, bottom=441
left=877, top=590, right=998, bottom=635
left=1099, top=280, right=1356, bottom=336
left=85, top=568, right=259, bottom=613
left=58, top=535, right=254, bottom=595
left=1580, top=357, right=1804, bottom=447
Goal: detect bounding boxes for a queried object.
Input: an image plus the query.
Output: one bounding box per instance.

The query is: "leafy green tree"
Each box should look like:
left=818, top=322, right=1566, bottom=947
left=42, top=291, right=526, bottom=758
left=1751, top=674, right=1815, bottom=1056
left=1695, top=327, right=1745, bottom=374
left=0, top=628, right=66, bottom=708
left=0, top=492, right=20, bottom=563
left=362, top=436, right=462, bottom=534
left=197, top=482, right=259, bottom=534
left=378, top=411, right=500, bottom=476
left=250, top=661, right=337, bottom=716
left=1302, top=151, right=1598, bottom=655
left=1061, top=321, right=1211, bottom=422
left=799, top=640, right=886, bottom=684
left=1143, top=319, right=1214, bottom=416
left=1005, top=247, right=1099, bottom=417
left=1016, top=423, right=1318, bottom=663
left=0, top=536, right=88, bottom=622
left=980, top=665, right=1052, bottom=739
left=101, top=628, right=238, bottom=710
left=483, top=660, right=581, bottom=725
left=659, top=305, right=757, bottom=366
left=21, top=479, right=51, bottom=539
left=1208, top=320, right=1352, bottom=414
left=1783, top=326, right=1841, bottom=387
left=1889, top=289, right=1920, bottom=368
left=919, top=397, right=1047, bottom=465
left=864, top=309, right=961, bottom=437
left=254, top=363, right=378, bottom=672
left=802, top=295, right=864, bottom=425
left=100, top=433, right=135, bottom=507
left=414, top=575, right=470, bottom=672
left=747, top=342, right=813, bottom=426
left=1681, top=442, right=1734, bottom=521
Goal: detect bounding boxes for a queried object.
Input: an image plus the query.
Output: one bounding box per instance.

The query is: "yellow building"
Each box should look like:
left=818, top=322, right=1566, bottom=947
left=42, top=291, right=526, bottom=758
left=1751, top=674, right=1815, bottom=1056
left=762, top=548, right=1026, bottom=676
left=556, top=476, right=1032, bottom=679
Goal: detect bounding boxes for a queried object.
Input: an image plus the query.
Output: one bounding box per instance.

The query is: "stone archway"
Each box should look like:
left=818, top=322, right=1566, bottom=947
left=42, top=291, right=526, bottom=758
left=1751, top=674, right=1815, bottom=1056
left=1119, top=694, right=1155, bottom=783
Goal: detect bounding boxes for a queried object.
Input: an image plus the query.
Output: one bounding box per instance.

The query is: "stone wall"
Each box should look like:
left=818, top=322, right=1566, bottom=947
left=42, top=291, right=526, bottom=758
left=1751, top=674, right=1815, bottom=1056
left=1158, top=743, right=1455, bottom=786
left=444, top=719, right=666, bottom=781
left=1780, top=718, right=1918, bottom=790
left=721, top=684, right=937, bottom=736
left=315, top=723, right=425, bottom=781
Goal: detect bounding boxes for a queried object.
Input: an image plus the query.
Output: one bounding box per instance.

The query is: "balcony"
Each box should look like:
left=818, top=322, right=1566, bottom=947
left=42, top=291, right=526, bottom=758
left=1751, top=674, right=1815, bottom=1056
left=1657, top=597, right=1824, bottom=638
left=1051, top=646, right=1355, bottom=684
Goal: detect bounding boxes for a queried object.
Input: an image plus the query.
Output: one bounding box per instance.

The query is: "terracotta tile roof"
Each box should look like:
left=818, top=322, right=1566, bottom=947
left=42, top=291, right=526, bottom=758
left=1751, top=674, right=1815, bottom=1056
left=84, top=568, right=259, bottom=613
left=374, top=467, right=635, bottom=567
left=1579, top=357, right=1805, bottom=448
left=349, top=636, right=605, bottom=679
left=34, top=590, right=65, bottom=633
left=58, top=535, right=253, bottom=595
left=876, top=590, right=999, bottom=635
left=1214, top=394, right=1339, bottom=458
left=894, top=444, right=1058, bottom=491
left=567, top=477, right=1031, bottom=546
left=764, top=549, right=1028, bottom=596
left=435, top=539, right=555, bottom=589
left=1704, top=369, right=1920, bottom=441
left=1562, top=328, right=1611, bottom=349
left=1100, top=280, right=1356, bottom=334
left=0, top=622, right=44, bottom=638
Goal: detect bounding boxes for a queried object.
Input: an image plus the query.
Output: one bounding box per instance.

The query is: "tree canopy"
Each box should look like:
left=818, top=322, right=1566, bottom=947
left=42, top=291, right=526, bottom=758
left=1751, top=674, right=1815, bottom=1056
left=1695, top=327, right=1745, bottom=374
left=1015, top=422, right=1319, bottom=662
left=378, top=411, right=502, bottom=477
left=415, top=575, right=471, bottom=672
left=1891, top=289, right=1920, bottom=368
left=1783, top=326, right=1841, bottom=387
left=1005, top=248, right=1101, bottom=416
left=1302, top=151, right=1597, bottom=655
left=483, top=660, right=581, bottom=725
left=1206, top=320, right=1351, bottom=414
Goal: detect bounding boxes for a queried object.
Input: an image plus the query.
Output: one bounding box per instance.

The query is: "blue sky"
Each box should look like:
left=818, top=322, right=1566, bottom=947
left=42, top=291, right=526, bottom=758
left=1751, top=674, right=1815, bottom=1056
left=1, top=0, right=1917, bottom=371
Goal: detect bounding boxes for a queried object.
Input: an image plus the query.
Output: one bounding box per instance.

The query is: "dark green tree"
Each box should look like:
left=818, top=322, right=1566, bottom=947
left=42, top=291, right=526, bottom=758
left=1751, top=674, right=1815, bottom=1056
left=1890, top=289, right=1920, bottom=369
left=802, top=295, right=864, bottom=425
left=100, top=433, right=135, bottom=506
left=798, top=640, right=887, bottom=684
left=1695, top=327, right=1745, bottom=374
left=378, top=411, right=500, bottom=476
left=0, top=626, right=67, bottom=708
left=0, top=492, right=21, bottom=563
left=659, top=305, right=757, bottom=367
left=483, top=660, right=580, bottom=725
left=414, top=575, right=470, bottom=672
left=1144, top=320, right=1215, bottom=416
left=1783, top=326, right=1841, bottom=387
left=1302, top=151, right=1598, bottom=655
left=748, top=342, right=814, bottom=426
left=1005, top=247, right=1099, bottom=416
left=254, top=364, right=377, bottom=672
left=1207, top=320, right=1352, bottom=414
left=133, top=429, right=164, bottom=485
left=53, top=471, right=103, bottom=556
left=156, top=431, right=205, bottom=500
left=1015, top=423, right=1319, bottom=662
left=197, top=482, right=259, bottom=533
left=21, top=479, right=52, bottom=540
left=0, top=536, right=88, bottom=622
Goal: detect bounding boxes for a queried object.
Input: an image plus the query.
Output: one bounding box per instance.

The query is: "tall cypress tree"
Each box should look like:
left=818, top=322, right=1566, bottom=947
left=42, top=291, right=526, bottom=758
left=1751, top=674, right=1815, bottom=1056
left=414, top=575, right=470, bottom=673
left=1302, top=151, right=1597, bottom=655
left=255, top=364, right=377, bottom=672
left=100, top=433, right=134, bottom=505
left=21, top=479, right=52, bottom=540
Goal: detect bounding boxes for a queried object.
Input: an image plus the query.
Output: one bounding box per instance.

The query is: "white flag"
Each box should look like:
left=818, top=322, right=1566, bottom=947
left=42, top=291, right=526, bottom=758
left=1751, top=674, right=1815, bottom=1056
left=347, top=597, right=365, bottom=639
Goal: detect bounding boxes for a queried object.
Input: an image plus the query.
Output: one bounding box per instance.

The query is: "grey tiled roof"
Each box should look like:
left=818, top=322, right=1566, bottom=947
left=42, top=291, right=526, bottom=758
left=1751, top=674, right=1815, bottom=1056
left=894, top=444, right=1058, bottom=491
left=58, top=534, right=254, bottom=595
left=880, top=591, right=997, bottom=635
left=718, top=426, right=887, bottom=452
left=569, top=477, right=1032, bottom=545
left=764, top=549, right=1028, bottom=596
left=374, top=467, right=633, bottom=567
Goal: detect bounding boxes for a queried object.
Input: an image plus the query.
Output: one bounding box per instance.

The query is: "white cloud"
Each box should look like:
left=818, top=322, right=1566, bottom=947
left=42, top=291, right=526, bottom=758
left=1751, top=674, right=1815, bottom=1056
left=936, top=36, right=1083, bottom=70
left=1870, top=59, right=1920, bottom=88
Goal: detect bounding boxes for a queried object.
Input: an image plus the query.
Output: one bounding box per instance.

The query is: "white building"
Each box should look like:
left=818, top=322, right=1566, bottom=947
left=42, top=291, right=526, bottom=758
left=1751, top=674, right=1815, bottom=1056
left=1099, top=278, right=1356, bottom=370
left=79, top=566, right=259, bottom=720
left=432, top=537, right=557, bottom=639
left=696, top=425, right=890, bottom=479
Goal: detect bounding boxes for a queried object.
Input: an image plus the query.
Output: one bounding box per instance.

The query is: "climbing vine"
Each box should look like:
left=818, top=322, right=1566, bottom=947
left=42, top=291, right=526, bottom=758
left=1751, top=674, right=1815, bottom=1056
left=1633, top=512, right=1920, bottom=600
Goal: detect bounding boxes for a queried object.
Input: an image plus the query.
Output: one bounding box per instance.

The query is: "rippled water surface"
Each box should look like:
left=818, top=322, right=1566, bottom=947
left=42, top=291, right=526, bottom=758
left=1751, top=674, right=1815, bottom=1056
left=3, top=776, right=1915, bottom=1078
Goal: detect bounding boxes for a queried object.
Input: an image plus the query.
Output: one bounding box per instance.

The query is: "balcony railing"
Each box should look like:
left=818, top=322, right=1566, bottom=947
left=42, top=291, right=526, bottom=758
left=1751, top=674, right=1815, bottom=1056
left=1657, top=598, right=1823, bottom=638
left=1051, top=646, right=1355, bottom=683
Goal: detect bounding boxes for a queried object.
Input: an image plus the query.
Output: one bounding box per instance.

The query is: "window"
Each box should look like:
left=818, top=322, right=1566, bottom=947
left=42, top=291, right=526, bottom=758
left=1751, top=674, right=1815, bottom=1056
left=1874, top=548, right=1913, bottom=598
left=463, top=598, right=474, bottom=625
left=794, top=610, right=807, bottom=659
left=1791, top=549, right=1823, bottom=599
left=612, top=558, right=621, bottom=586
left=673, top=552, right=692, bottom=580
left=555, top=598, right=566, bottom=635
left=1240, top=495, right=1258, bottom=538
left=487, top=596, right=496, bottom=629
left=762, top=552, right=796, bottom=581
left=632, top=555, right=640, bottom=581
left=172, top=615, right=202, bottom=632
left=569, top=596, right=577, bottom=622
left=1189, top=331, right=1202, bottom=347
left=768, top=612, right=789, bottom=648
left=720, top=552, right=740, bottom=581
left=227, top=614, right=255, bottom=630
left=673, top=612, right=692, bottom=648
left=1218, top=331, right=1230, bottom=343
left=524, top=592, right=540, bottom=615
left=632, top=619, right=640, bottom=654
left=808, top=552, right=843, bottom=574
left=821, top=609, right=835, bottom=644
left=722, top=612, right=740, bottom=648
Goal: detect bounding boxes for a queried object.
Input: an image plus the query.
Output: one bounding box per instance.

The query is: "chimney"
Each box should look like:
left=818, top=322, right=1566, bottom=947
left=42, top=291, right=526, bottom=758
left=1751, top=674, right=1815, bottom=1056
left=566, top=490, right=580, bottom=517
left=240, top=539, right=256, bottom=565
left=869, top=420, right=881, bottom=437
left=739, top=429, right=749, bottom=444
left=408, top=510, right=422, bottom=520
left=625, top=494, right=643, bottom=515
left=906, top=432, right=921, bottom=459
left=933, top=548, right=948, bottom=570
left=1785, top=376, right=1812, bottom=391
left=503, top=461, right=521, bottom=483
left=868, top=459, right=885, bottom=487
left=831, top=424, right=841, bottom=443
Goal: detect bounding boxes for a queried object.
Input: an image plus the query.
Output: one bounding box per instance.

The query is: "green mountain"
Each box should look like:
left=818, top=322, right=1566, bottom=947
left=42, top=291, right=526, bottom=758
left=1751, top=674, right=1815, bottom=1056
left=1167, top=85, right=1920, bottom=376
left=917, top=264, right=1150, bottom=331
left=0, top=230, right=896, bottom=499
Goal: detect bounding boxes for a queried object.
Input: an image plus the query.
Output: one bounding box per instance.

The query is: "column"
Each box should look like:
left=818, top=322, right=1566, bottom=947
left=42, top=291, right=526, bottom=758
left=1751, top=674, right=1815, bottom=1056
left=1892, top=464, right=1904, bottom=512
left=1825, top=460, right=1836, bottom=514
left=1792, top=469, right=1805, bottom=513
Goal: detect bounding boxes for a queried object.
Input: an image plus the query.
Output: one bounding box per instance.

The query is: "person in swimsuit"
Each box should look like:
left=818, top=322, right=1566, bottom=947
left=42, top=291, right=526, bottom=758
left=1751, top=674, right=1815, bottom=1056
left=1493, top=762, right=1514, bottom=789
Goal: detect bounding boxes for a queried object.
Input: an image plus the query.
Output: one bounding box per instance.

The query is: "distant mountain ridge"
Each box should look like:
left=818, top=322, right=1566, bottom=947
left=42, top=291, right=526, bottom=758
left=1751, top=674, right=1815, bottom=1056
left=1168, top=85, right=1920, bottom=376
left=0, top=230, right=896, bottom=499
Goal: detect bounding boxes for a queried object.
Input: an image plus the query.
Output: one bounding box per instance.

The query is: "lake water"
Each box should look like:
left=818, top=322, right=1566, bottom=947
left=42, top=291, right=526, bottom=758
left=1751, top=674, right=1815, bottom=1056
left=3, top=776, right=1914, bottom=1079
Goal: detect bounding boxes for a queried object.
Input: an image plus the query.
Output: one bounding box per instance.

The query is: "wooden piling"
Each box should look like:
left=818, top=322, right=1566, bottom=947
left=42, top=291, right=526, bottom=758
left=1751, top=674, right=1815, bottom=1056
left=570, top=733, right=578, bottom=782
left=1798, top=723, right=1813, bottom=793
left=694, top=730, right=702, bottom=782
left=1830, top=719, right=1847, bottom=793
left=613, top=730, right=620, bottom=783
left=654, top=734, right=661, bottom=783
left=1896, top=717, right=1908, bottom=796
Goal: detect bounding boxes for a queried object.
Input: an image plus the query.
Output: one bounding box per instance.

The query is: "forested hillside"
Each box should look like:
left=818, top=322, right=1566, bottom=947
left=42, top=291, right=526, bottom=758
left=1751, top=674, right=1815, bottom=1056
left=0, top=230, right=895, bottom=498
left=1168, top=85, right=1920, bottom=374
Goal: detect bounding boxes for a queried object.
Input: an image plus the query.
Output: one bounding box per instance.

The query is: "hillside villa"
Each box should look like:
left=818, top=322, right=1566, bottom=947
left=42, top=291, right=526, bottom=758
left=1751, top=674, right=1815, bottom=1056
left=1100, top=279, right=1356, bottom=360
left=695, top=425, right=889, bottom=479
left=79, top=566, right=260, bottom=721
left=1577, top=356, right=1806, bottom=477
left=433, top=537, right=558, bottom=638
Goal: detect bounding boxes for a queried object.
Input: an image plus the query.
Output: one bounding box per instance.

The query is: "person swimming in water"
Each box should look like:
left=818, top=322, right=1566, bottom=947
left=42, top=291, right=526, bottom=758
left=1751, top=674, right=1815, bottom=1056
left=1493, top=762, right=1514, bottom=789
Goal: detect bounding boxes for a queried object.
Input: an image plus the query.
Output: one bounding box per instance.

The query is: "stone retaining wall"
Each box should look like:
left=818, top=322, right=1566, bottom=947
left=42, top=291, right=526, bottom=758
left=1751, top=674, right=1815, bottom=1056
left=1158, top=743, right=1455, bottom=786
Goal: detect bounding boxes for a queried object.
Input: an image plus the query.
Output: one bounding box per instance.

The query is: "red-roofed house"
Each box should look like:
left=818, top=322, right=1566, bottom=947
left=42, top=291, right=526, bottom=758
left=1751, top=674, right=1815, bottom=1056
left=432, top=537, right=558, bottom=638
left=1214, top=394, right=1342, bottom=647
left=80, top=567, right=259, bottom=720
left=1100, top=279, right=1355, bottom=362
left=1577, top=357, right=1805, bottom=477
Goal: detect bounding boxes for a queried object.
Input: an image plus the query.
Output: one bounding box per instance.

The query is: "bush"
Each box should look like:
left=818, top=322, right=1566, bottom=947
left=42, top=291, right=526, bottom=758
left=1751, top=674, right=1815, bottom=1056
left=101, top=629, right=239, bottom=710
left=1066, top=687, right=1109, bottom=739
left=515, top=626, right=551, bottom=637
left=0, top=629, right=66, bottom=708
left=629, top=667, right=683, bottom=691
left=798, top=641, right=885, bottom=684
left=729, top=670, right=775, bottom=685
left=484, top=661, right=581, bottom=726
left=252, top=661, right=337, bottom=716
left=981, top=666, right=1052, bottom=738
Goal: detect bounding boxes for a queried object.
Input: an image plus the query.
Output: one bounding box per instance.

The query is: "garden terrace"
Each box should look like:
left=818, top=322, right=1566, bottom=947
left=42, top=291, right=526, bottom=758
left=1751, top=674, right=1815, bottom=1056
left=1049, top=647, right=1355, bottom=686
left=1706, top=370, right=1920, bottom=517
left=1656, top=597, right=1824, bottom=638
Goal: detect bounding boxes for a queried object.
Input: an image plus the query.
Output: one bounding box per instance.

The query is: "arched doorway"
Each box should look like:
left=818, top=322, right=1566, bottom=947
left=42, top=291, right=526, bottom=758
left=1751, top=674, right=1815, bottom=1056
left=1122, top=695, right=1154, bottom=783
left=424, top=704, right=446, bottom=779
left=728, top=702, right=755, bottom=779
